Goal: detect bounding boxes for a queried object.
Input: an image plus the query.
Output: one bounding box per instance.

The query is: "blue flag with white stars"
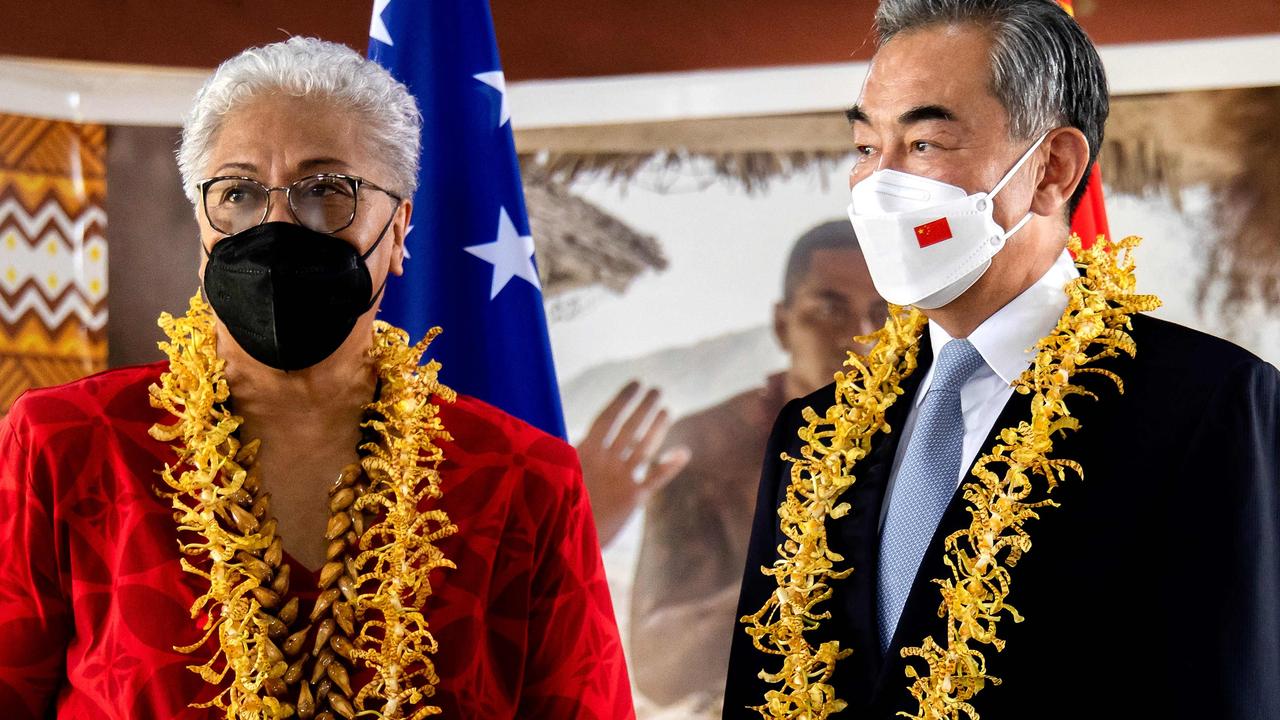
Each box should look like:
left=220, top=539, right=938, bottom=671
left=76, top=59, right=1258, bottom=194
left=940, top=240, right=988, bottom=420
left=367, top=0, right=566, bottom=438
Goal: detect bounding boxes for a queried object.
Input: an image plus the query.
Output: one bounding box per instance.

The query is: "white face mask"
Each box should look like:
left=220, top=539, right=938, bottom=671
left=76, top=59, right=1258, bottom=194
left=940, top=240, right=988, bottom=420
left=846, top=133, right=1047, bottom=309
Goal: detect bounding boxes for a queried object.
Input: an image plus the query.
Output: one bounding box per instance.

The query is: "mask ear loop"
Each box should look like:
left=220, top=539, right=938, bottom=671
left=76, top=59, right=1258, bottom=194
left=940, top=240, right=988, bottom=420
left=199, top=235, right=220, bottom=303
left=1000, top=211, right=1036, bottom=241
left=988, top=131, right=1050, bottom=200
left=360, top=204, right=400, bottom=312
left=985, top=132, right=1050, bottom=241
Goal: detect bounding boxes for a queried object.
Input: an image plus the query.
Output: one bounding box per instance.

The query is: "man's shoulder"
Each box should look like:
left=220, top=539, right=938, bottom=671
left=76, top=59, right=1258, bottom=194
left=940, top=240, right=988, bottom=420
left=790, top=381, right=838, bottom=421
left=1124, top=313, right=1277, bottom=400
left=756, top=382, right=837, bottom=457
left=1129, top=313, right=1266, bottom=370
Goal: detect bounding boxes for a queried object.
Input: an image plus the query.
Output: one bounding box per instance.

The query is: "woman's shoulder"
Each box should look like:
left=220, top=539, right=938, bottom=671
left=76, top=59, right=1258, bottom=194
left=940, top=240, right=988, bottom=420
left=2, top=364, right=172, bottom=509
left=5, top=362, right=169, bottom=437
left=435, top=393, right=576, bottom=464
left=432, top=393, right=581, bottom=496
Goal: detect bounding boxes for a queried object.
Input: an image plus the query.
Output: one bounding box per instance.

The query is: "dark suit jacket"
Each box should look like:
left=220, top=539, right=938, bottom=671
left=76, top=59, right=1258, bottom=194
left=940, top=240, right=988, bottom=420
left=724, top=314, right=1280, bottom=719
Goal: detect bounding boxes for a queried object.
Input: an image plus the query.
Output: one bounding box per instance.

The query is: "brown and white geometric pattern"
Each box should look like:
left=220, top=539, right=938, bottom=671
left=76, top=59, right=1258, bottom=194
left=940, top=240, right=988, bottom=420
left=0, top=112, right=107, bottom=414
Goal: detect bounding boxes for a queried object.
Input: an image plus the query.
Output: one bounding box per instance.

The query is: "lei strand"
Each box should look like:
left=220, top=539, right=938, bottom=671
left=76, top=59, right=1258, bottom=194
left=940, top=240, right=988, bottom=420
left=742, top=235, right=1161, bottom=719
left=148, top=292, right=457, bottom=719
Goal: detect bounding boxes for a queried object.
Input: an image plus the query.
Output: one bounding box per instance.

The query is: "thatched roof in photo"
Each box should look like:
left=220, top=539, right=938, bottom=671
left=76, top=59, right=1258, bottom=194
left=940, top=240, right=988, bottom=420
left=517, top=113, right=855, bottom=194
left=1105, top=87, right=1280, bottom=309
left=524, top=170, right=668, bottom=297
left=517, top=90, right=1280, bottom=309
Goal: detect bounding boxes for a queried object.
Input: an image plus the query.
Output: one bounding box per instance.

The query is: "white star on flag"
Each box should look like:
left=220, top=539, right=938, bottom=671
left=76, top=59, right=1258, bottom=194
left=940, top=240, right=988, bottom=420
left=473, top=71, right=510, bottom=127
left=370, top=0, right=394, bottom=46
left=464, top=207, right=541, bottom=299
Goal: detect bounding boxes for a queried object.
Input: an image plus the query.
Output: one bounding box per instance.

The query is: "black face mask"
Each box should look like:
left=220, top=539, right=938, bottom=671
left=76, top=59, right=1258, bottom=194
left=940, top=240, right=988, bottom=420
left=202, top=220, right=389, bottom=371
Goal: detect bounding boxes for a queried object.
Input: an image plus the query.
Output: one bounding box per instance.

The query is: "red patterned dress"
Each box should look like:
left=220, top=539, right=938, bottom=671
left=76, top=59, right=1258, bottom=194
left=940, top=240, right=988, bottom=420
left=0, top=363, right=634, bottom=719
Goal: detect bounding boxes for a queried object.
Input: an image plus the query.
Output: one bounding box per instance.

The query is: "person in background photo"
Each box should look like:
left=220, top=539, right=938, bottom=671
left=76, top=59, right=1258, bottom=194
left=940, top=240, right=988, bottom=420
left=578, top=220, right=887, bottom=712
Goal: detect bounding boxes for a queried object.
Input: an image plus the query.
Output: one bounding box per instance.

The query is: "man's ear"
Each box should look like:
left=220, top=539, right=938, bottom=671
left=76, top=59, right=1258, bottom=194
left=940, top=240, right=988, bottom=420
left=774, top=302, right=791, bottom=352
left=1030, top=126, right=1090, bottom=220
left=389, top=200, right=413, bottom=277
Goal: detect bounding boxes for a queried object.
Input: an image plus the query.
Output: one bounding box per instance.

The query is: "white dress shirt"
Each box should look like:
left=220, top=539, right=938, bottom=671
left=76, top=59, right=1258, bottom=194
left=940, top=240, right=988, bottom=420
left=878, top=250, right=1080, bottom=530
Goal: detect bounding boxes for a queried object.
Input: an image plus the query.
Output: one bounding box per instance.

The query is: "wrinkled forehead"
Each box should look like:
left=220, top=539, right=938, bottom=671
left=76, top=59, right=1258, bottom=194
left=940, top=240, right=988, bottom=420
left=206, top=94, right=372, bottom=178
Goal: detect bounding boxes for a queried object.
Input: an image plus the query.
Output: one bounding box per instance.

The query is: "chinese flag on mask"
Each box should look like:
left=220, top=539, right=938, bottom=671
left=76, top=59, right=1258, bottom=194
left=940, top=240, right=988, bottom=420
left=914, top=217, right=953, bottom=248
left=1056, top=0, right=1110, bottom=251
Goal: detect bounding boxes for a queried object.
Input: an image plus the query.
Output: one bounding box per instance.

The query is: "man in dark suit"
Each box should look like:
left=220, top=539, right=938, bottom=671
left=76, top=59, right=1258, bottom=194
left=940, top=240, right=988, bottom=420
left=724, top=1, right=1280, bottom=718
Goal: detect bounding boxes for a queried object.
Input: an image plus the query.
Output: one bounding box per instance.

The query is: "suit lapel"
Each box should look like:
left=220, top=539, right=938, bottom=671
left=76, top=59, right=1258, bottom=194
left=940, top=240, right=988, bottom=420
left=867, top=364, right=1036, bottom=713
left=864, top=341, right=1130, bottom=714
left=823, top=331, right=933, bottom=707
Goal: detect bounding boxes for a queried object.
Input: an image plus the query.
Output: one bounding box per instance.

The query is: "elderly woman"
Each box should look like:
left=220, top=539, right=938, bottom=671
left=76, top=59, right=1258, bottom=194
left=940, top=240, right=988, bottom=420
left=0, top=38, right=632, bottom=720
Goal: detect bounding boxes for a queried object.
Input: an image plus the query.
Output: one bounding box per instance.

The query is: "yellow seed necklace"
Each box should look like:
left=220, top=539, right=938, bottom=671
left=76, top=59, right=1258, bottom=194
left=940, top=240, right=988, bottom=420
left=149, top=292, right=457, bottom=720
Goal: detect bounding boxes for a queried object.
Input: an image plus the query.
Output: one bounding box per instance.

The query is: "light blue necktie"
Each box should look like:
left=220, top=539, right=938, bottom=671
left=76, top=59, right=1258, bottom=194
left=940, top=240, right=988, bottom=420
left=876, top=338, right=986, bottom=654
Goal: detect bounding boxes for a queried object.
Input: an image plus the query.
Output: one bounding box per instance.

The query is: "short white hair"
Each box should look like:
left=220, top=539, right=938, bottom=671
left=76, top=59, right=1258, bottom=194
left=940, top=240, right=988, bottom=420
left=177, top=36, right=421, bottom=204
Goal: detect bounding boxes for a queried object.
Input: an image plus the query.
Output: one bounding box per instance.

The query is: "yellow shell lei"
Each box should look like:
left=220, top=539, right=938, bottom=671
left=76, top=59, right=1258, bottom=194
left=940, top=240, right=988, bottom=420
left=742, top=235, right=1161, bottom=719
left=148, top=292, right=457, bottom=719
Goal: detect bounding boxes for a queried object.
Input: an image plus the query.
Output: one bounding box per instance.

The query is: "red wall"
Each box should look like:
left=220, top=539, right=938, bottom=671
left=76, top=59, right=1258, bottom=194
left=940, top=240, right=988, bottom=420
left=3, top=1, right=1277, bottom=80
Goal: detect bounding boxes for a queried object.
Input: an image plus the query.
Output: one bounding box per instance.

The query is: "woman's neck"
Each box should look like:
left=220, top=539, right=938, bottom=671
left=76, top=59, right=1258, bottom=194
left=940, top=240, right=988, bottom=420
left=218, top=318, right=378, bottom=438
left=212, top=316, right=385, bottom=570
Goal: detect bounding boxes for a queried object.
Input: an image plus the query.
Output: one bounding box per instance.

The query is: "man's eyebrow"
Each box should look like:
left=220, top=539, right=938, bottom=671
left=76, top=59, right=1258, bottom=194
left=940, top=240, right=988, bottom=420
left=812, top=288, right=854, bottom=301
left=845, top=105, right=869, bottom=124
left=899, top=104, right=956, bottom=124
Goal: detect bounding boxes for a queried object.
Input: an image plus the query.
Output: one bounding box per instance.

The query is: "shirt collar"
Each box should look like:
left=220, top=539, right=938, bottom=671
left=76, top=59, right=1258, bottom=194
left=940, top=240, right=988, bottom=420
left=920, top=249, right=1079, bottom=402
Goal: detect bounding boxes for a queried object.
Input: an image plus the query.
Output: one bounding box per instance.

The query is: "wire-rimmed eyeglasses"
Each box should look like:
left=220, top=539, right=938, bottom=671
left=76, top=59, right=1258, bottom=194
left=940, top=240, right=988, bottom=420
left=196, top=173, right=403, bottom=236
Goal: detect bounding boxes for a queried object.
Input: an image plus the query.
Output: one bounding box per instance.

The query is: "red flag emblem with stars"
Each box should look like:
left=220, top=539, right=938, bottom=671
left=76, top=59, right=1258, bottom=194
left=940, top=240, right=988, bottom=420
left=914, top=217, right=953, bottom=248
